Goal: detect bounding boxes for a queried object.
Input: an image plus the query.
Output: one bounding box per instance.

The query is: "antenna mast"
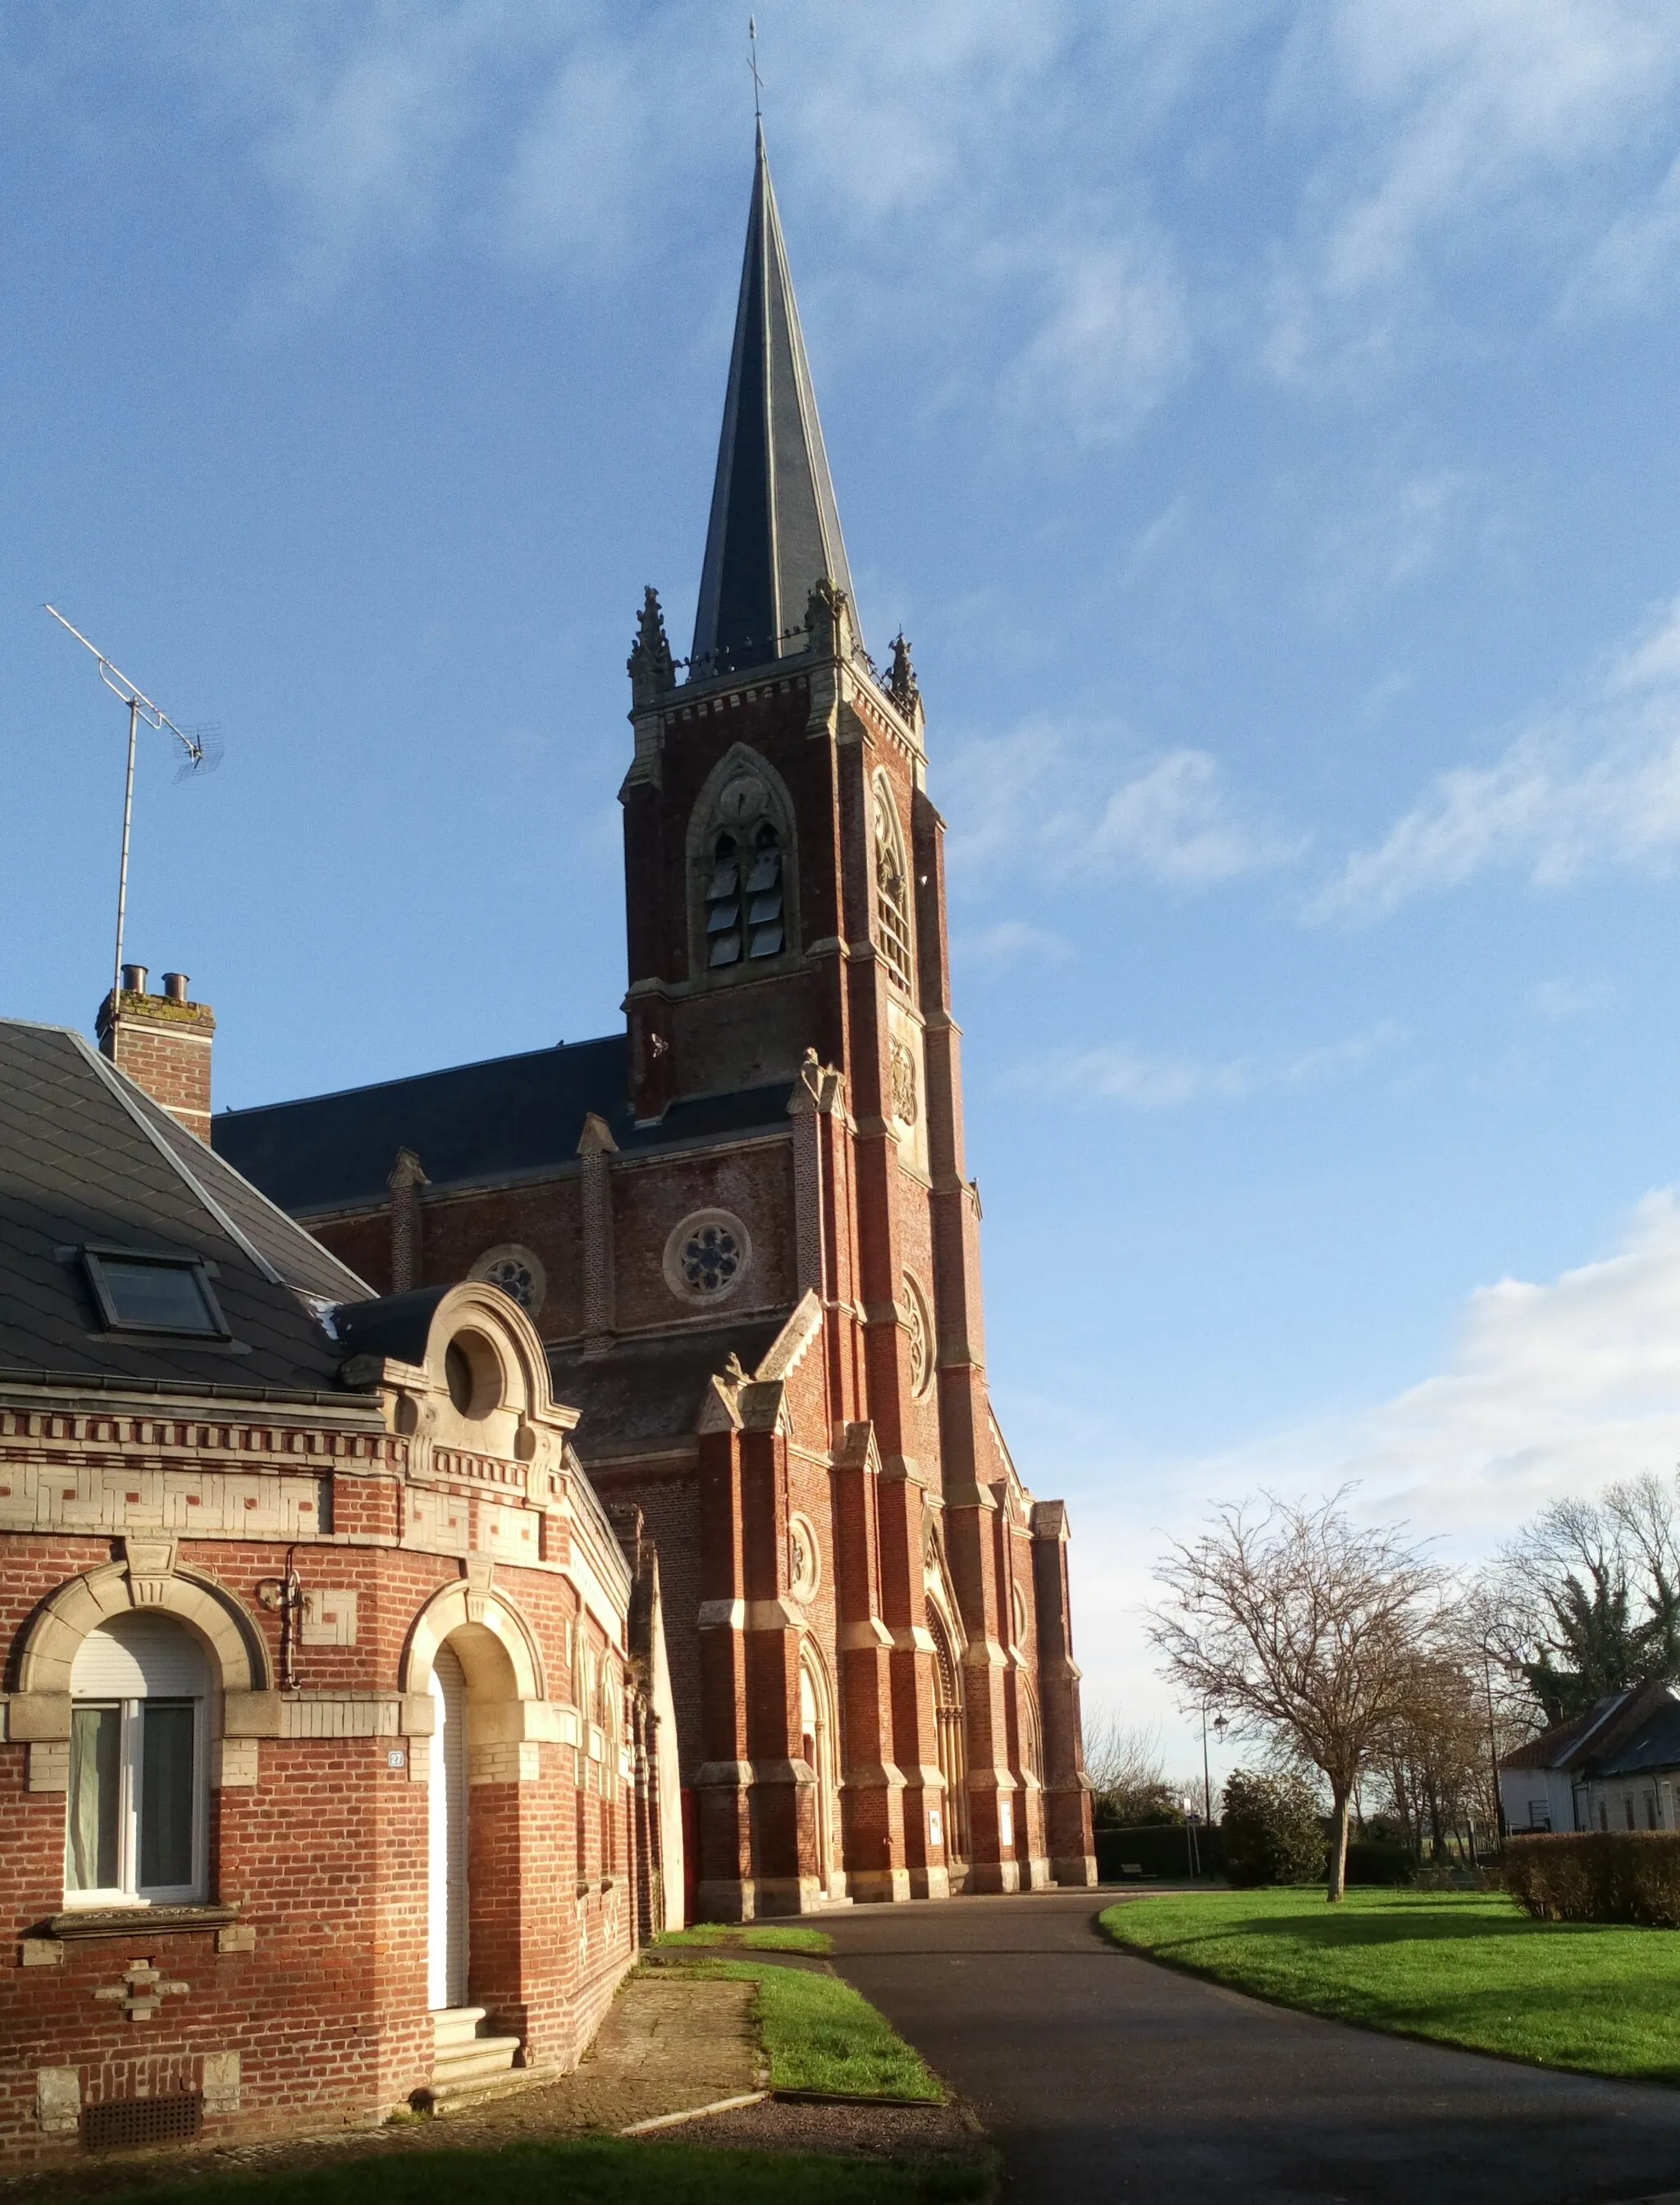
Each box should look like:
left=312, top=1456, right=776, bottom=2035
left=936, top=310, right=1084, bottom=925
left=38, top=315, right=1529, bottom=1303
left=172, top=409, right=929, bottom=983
left=44, top=605, right=209, bottom=1017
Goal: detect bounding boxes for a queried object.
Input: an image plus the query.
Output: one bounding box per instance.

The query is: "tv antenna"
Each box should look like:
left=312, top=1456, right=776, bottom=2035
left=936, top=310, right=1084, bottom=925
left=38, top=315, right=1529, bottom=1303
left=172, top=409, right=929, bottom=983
left=44, top=605, right=218, bottom=1016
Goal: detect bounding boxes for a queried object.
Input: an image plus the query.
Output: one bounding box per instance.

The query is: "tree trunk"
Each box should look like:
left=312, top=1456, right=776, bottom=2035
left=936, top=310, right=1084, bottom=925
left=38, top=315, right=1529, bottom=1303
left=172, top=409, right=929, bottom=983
left=1327, top=1786, right=1351, bottom=1902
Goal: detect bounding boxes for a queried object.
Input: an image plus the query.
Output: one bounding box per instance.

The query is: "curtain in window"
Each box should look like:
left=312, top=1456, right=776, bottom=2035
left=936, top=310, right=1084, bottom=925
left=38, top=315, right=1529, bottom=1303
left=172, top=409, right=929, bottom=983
left=67, top=1703, right=121, bottom=1892
left=139, top=1701, right=196, bottom=1889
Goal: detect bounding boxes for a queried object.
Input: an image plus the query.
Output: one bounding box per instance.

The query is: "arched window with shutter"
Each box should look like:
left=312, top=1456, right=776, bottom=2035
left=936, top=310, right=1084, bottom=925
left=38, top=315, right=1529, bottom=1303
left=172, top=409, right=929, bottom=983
left=66, top=1613, right=210, bottom=1906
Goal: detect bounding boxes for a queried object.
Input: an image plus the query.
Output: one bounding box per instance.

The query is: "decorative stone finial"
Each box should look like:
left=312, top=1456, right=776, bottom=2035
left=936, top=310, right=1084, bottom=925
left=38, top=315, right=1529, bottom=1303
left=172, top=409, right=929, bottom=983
left=628, top=586, right=675, bottom=703
left=804, top=575, right=848, bottom=660
left=888, top=631, right=920, bottom=717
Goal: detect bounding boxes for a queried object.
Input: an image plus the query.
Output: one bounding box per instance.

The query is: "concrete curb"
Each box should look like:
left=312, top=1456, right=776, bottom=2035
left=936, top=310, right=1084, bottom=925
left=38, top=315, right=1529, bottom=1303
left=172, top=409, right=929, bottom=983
left=619, top=2091, right=769, bottom=2136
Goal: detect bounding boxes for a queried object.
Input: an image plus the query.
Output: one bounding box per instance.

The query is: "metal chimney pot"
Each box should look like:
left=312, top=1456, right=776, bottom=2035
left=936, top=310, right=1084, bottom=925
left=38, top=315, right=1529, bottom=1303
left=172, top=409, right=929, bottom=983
left=121, top=964, right=148, bottom=995
left=162, top=972, right=189, bottom=1004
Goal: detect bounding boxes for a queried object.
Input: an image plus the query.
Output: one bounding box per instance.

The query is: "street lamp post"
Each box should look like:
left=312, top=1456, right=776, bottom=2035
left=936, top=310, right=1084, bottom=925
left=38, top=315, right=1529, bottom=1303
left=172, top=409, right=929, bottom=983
left=1202, top=1706, right=1229, bottom=1826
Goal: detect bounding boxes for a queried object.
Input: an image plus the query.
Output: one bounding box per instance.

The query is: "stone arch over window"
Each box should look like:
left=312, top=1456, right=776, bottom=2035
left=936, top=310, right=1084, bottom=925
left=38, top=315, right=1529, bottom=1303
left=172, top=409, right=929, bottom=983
left=16, top=1549, right=269, bottom=1701
left=687, top=745, right=797, bottom=976
left=400, top=1576, right=547, bottom=1708
left=872, top=772, right=914, bottom=996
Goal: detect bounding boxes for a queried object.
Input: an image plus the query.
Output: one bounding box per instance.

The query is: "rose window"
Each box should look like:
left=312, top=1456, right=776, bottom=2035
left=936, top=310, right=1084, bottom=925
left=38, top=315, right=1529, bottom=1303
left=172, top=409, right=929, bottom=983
left=682, top=1222, right=742, bottom=1294
left=469, top=1244, right=546, bottom=1317
left=483, top=1256, right=536, bottom=1310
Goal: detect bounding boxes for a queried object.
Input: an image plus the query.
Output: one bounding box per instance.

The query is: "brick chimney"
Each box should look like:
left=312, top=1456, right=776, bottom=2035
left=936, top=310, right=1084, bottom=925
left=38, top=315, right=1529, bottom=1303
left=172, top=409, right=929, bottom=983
left=96, top=965, right=216, bottom=1143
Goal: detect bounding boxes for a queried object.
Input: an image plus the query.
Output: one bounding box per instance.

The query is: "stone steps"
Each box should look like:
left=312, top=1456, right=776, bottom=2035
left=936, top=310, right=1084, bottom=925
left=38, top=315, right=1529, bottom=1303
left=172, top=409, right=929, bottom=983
left=429, top=2006, right=521, bottom=2101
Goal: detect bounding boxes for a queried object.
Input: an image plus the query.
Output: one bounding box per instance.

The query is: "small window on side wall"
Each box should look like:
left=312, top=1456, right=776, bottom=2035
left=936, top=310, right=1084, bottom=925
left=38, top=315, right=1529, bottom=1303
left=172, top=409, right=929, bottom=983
left=82, top=1249, right=228, bottom=1339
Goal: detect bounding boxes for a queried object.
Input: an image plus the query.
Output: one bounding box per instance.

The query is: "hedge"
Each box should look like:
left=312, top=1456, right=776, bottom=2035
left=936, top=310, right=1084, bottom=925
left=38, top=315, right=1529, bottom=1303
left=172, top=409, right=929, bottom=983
left=1096, top=1824, right=1222, bottom=1881
left=1504, top=1832, right=1680, bottom=1927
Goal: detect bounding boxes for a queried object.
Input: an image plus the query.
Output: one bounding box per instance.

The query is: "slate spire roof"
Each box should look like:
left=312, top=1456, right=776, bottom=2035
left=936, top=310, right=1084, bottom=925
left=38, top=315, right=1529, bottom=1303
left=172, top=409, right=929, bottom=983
left=690, top=126, right=859, bottom=676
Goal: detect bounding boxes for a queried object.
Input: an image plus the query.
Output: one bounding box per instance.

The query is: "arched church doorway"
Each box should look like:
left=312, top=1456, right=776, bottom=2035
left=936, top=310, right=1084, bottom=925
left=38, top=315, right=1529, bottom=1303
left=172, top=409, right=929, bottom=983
left=798, top=1649, right=839, bottom=1899
left=929, top=1609, right=969, bottom=1879
left=427, top=1640, right=469, bottom=2010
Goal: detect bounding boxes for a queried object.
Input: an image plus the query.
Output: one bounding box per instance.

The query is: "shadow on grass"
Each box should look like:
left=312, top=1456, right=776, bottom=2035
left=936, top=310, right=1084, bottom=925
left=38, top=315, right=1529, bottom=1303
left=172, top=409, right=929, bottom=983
left=1119, top=1899, right=1609, bottom=1955
left=121, top=2140, right=986, bottom=2205
left=1101, top=1896, right=1680, bottom=2087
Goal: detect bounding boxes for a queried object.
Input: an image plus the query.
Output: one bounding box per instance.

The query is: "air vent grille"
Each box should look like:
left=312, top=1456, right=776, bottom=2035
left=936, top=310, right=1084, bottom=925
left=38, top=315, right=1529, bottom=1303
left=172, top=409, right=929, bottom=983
left=82, top=2092, right=203, bottom=2151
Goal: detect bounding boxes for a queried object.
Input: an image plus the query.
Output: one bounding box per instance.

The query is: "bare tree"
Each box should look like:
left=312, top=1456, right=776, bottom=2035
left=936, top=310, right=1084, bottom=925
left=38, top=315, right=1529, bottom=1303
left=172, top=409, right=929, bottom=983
left=1148, top=1491, right=1445, bottom=1901
left=1491, top=1472, right=1680, bottom=1723
left=1081, top=1713, right=1183, bottom=1826
left=1371, top=1655, right=1490, bottom=1860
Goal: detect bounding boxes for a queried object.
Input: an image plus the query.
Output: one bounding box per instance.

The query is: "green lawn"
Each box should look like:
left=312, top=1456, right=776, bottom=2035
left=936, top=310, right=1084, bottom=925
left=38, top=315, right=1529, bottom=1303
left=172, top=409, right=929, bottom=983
left=1102, top=1888, right=1680, bottom=2084
left=655, top=1956, right=943, bottom=2102
left=122, top=2139, right=984, bottom=2205
left=659, top=1923, right=834, bottom=1956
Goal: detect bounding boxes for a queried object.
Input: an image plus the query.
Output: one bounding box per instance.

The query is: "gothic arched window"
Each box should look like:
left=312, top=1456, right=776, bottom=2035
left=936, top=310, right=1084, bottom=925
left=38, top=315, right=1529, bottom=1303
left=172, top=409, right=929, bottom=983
left=874, top=778, right=914, bottom=995
left=697, top=766, right=791, bottom=972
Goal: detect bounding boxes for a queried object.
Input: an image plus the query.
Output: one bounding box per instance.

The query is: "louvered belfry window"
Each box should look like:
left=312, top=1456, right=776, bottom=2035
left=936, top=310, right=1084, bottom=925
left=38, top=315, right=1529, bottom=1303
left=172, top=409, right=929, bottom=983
left=874, top=783, right=914, bottom=994
left=705, top=820, right=785, bottom=968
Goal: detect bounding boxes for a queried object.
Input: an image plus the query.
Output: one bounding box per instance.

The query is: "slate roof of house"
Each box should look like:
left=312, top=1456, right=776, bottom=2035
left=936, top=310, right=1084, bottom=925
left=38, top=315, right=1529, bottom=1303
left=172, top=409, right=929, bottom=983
left=1500, top=1682, right=1678, bottom=1775
left=1500, top=1697, right=1626, bottom=1773
left=550, top=1316, right=790, bottom=1463
left=213, top=1032, right=794, bottom=1217
left=0, top=1018, right=371, bottom=1398
left=1593, top=1692, right=1680, bottom=1778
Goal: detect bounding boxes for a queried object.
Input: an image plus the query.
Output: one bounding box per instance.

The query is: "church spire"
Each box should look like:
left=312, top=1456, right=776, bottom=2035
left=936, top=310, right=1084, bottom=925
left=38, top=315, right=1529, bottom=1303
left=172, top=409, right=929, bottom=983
left=691, top=126, right=859, bottom=676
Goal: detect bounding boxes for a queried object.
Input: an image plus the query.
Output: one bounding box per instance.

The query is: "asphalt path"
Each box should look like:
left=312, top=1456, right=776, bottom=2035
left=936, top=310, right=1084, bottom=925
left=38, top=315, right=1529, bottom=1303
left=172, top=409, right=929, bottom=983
left=823, top=1888, right=1680, bottom=2205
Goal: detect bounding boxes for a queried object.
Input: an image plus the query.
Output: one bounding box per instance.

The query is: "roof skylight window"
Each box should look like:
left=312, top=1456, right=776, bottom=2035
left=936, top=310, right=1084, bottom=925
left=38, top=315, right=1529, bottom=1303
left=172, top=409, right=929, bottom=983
left=83, top=1250, right=229, bottom=1339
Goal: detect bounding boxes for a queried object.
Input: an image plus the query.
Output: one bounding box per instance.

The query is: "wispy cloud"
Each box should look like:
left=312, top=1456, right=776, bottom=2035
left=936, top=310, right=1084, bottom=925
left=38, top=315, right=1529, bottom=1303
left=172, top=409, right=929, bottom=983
left=956, top=920, right=1074, bottom=969
left=1001, top=234, right=1191, bottom=445
left=1528, top=976, right=1614, bottom=1022
left=1308, top=594, right=1680, bottom=924
left=62, top=3, right=1680, bottom=422
left=1016, top=1021, right=1400, bottom=1111
left=1262, top=0, right=1680, bottom=383
left=943, top=719, right=1304, bottom=891
left=1308, top=468, right=1477, bottom=615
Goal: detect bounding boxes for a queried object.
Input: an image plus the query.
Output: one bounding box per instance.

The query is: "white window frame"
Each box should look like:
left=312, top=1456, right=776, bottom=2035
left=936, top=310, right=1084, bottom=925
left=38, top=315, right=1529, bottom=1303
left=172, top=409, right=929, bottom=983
left=64, top=1693, right=209, bottom=1909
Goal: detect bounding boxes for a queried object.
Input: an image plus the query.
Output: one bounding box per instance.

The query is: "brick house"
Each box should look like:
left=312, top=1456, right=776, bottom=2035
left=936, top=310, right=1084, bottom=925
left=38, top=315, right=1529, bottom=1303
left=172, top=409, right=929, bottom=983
left=0, top=1016, right=678, bottom=2161
left=214, top=127, right=1096, bottom=1920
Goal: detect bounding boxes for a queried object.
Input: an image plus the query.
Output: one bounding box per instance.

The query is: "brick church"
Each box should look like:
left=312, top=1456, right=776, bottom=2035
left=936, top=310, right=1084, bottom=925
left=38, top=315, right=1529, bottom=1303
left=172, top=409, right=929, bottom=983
left=211, top=126, right=1096, bottom=1917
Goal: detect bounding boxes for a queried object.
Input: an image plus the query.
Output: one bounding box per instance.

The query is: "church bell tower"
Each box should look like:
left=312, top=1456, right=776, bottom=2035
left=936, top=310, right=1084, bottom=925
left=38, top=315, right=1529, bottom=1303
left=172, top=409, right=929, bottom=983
left=619, top=130, right=1096, bottom=1906
left=619, top=124, right=929, bottom=1129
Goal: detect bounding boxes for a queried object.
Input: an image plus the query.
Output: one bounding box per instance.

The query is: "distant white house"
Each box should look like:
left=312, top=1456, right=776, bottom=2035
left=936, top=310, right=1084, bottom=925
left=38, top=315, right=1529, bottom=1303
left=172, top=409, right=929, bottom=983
left=1500, top=1682, right=1680, bottom=1835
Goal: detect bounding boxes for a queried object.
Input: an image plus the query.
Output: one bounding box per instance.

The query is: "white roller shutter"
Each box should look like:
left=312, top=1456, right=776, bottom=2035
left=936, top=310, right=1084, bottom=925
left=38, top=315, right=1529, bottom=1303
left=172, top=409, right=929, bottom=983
left=71, top=1614, right=209, bottom=1697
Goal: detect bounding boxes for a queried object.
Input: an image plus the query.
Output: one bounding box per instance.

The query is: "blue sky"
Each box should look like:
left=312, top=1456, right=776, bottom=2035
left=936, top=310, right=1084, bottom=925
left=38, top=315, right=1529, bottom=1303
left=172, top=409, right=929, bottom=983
left=8, top=2, right=1680, bottom=1780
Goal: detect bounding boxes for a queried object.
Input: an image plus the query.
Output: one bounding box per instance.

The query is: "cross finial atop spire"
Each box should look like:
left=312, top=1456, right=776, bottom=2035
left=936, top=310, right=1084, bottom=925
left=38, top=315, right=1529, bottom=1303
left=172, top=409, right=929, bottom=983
left=748, top=16, right=763, bottom=121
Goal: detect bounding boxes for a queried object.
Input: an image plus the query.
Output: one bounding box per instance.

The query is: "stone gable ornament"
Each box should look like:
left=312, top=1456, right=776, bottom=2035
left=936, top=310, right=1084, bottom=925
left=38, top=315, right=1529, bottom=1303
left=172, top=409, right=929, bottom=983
left=804, top=574, right=846, bottom=657
left=889, top=1041, right=918, bottom=1126
left=888, top=631, right=920, bottom=716
left=628, top=585, right=675, bottom=702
